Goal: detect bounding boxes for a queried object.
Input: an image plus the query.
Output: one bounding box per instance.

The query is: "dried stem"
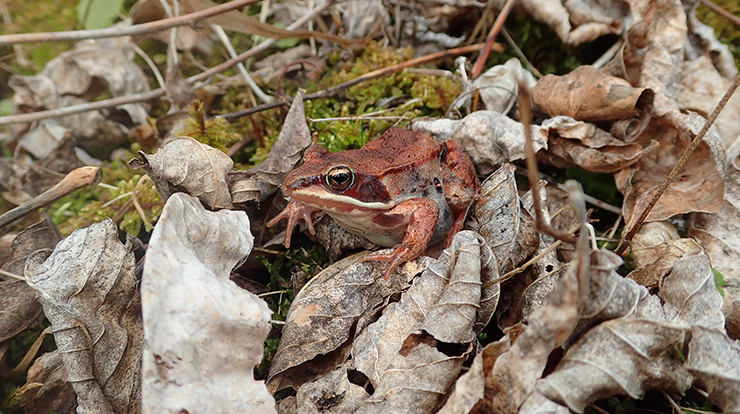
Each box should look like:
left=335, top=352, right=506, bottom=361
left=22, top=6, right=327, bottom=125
left=471, top=0, right=516, bottom=79
left=221, top=43, right=490, bottom=121
left=0, top=0, right=259, bottom=46
left=615, top=72, right=740, bottom=255
left=0, top=167, right=102, bottom=229
left=518, top=79, right=578, bottom=245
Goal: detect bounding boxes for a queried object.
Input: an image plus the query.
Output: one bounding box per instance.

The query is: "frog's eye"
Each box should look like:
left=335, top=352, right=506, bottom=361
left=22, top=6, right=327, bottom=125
left=326, top=166, right=354, bottom=191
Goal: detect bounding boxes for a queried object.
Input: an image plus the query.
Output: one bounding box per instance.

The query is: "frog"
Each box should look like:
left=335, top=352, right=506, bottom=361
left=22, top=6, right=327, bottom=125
left=267, top=127, right=479, bottom=280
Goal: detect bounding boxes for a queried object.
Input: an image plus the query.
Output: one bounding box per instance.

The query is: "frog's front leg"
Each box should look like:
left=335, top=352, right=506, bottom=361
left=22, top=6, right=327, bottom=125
left=266, top=200, right=321, bottom=248
left=361, top=198, right=439, bottom=280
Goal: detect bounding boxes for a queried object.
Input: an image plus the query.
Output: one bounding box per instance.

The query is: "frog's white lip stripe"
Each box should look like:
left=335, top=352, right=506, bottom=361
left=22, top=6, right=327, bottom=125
left=291, top=189, right=394, bottom=210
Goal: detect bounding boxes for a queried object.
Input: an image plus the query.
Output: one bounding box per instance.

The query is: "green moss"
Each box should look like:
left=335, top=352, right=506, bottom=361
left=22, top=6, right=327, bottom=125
left=175, top=100, right=243, bottom=152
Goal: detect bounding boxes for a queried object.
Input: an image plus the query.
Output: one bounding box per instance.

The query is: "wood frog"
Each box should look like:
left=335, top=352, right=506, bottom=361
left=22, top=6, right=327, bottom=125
left=267, top=127, right=479, bottom=280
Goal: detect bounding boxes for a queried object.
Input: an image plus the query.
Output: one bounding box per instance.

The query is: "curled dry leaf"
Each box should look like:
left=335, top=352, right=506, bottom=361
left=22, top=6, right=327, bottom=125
left=352, top=232, right=492, bottom=396
left=141, top=193, right=275, bottom=413
left=532, top=65, right=654, bottom=122
left=457, top=58, right=537, bottom=115
left=230, top=91, right=311, bottom=204
left=492, top=0, right=626, bottom=45
left=686, top=326, right=740, bottom=412
left=685, top=2, right=737, bottom=79
left=615, top=113, right=726, bottom=233
left=536, top=116, right=657, bottom=173
left=129, top=136, right=234, bottom=209
left=25, top=219, right=143, bottom=414
left=0, top=217, right=60, bottom=344
left=267, top=253, right=432, bottom=392
left=412, top=112, right=547, bottom=175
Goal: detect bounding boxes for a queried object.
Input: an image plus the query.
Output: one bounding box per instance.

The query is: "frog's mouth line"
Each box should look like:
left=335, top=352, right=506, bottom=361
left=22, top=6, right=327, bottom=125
left=289, top=190, right=394, bottom=213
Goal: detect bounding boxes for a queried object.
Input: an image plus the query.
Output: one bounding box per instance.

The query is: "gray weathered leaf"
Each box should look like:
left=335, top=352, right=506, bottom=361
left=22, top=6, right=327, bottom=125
left=141, top=193, right=275, bottom=414
left=25, top=219, right=142, bottom=414
left=130, top=136, right=234, bottom=209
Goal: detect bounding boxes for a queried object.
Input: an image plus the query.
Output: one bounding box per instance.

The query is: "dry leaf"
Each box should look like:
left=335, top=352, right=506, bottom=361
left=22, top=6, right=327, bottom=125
left=616, top=113, right=726, bottom=232
left=267, top=253, right=432, bottom=392
left=532, top=65, right=654, bottom=122
left=0, top=218, right=60, bottom=344
left=130, top=136, right=234, bottom=209
left=21, top=351, right=76, bottom=414
left=679, top=56, right=740, bottom=147
left=460, top=58, right=537, bottom=115
left=339, top=0, right=389, bottom=39
left=413, top=112, right=547, bottom=176
left=470, top=164, right=539, bottom=285
left=25, top=219, right=143, bottom=414
left=686, top=326, right=740, bottom=412
left=536, top=116, right=657, bottom=173
left=685, top=2, right=737, bottom=78
left=141, top=193, right=275, bottom=413
left=689, top=149, right=740, bottom=335
left=294, top=367, right=369, bottom=413
left=522, top=319, right=692, bottom=413
left=230, top=92, right=311, bottom=204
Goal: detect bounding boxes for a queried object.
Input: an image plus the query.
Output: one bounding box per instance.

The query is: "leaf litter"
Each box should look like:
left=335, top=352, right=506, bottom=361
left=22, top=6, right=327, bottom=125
left=0, top=0, right=739, bottom=413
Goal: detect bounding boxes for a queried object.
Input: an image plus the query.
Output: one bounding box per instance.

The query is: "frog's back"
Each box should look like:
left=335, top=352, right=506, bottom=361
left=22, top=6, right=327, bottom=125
left=352, top=128, right=441, bottom=175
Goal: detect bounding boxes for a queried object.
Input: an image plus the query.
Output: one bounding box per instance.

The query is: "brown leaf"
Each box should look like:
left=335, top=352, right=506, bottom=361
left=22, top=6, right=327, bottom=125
left=25, top=219, right=143, bottom=414
left=0, top=217, right=60, bottom=344
left=412, top=112, right=548, bottom=176
left=536, top=116, right=657, bottom=173
left=615, top=113, right=726, bottom=233
left=532, top=65, right=654, bottom=122
left=141, top=193, right=275, bottom=413
left=130, top=136, right=234, bottom=209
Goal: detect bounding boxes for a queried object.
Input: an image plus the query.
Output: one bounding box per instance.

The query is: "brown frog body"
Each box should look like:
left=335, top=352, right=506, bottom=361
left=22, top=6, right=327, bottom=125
left=267, top=127, right=478, bottom=279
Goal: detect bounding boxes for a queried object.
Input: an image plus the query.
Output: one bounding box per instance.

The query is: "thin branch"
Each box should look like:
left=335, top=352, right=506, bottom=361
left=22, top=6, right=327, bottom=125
left=615, top=72, right=740, bottom=255
left=699, top=0, right=740, bottom=27
left=221, top=43, right=488, bottom=121
left=0, top=167, right=102, bottom=229
left=0, top=0, right=259, bottom=46
left=518, top=79, right=578, bottom=245
left=472, top=0, right=516, bottom=79
left=501, top=26, right=542, bottom=78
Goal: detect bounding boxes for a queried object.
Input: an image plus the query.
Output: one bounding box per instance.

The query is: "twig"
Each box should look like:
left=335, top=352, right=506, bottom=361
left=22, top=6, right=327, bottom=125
left=518, top=79, right=578, bottom=244
left=211, top=23, right=274, bottom=103
left=0, top=0, right=333, bottom=126
left=699, top=0, right=740, bottom=27
left=0, top=0, right=259, bottom=46
left=472, top=0, right=516, bottom=79
left=0, top=167, right=102, bottom=229
left=501, top=27, right=543, bottom=78
left=221, top=43, right=488, bottom=121
left=615, top=72, right=740, bottom=255
left=133, top=43, right=166, bottom=91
